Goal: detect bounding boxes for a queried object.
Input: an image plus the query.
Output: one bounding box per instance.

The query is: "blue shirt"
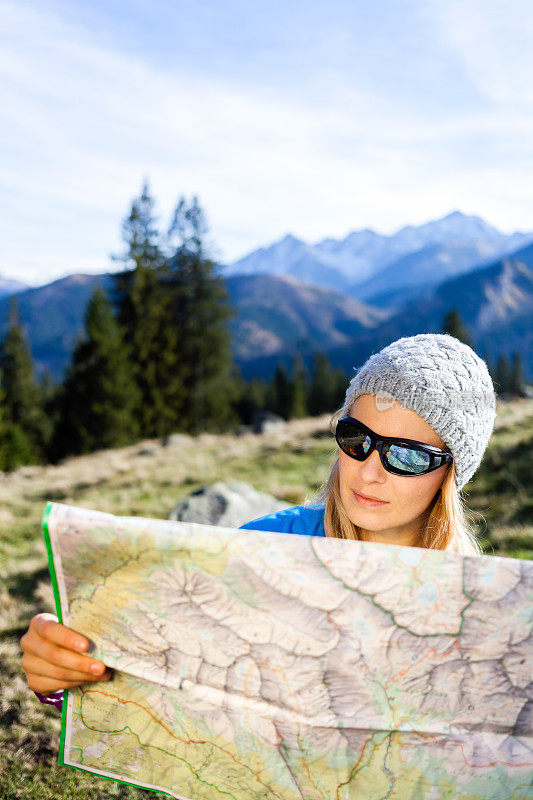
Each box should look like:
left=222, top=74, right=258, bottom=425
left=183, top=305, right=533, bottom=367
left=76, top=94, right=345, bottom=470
left=238, top=503, right=326, bottom=537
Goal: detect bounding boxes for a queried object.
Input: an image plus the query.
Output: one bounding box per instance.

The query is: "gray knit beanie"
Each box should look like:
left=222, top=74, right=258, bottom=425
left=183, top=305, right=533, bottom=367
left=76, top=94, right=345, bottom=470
left=340, top=333, right=497, bottom=490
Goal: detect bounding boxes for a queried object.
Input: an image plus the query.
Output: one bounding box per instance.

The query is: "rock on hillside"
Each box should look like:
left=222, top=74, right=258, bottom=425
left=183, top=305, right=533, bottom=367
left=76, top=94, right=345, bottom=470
left=168, top=481, right=291, bottom=528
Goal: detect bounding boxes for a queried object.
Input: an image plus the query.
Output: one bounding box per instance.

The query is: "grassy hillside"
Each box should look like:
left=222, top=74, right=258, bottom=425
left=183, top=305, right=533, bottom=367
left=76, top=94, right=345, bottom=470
left=1, top=399, right=532, bottom=798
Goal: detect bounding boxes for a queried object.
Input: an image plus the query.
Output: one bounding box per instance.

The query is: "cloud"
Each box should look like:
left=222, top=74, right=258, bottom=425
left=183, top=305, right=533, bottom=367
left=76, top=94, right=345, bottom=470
left=0, top=0, right=531, bottom=284
left=432, top=0, right=533, bottom=105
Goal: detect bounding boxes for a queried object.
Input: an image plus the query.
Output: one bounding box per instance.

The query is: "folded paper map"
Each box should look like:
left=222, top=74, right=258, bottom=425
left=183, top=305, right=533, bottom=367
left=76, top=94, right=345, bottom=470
left=43, top=502, right=533, bottom=799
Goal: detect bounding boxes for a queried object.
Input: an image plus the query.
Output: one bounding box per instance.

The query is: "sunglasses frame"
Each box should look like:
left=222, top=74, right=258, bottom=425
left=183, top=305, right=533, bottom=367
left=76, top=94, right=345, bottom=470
left=335, top=416, right=453, bottom=477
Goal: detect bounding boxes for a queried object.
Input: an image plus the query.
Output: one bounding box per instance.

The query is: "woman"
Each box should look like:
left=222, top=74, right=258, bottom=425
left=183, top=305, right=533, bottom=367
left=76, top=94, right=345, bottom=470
left=241, top=332, right=496, bottom=555
left=21, top=333, right=497, bottom=708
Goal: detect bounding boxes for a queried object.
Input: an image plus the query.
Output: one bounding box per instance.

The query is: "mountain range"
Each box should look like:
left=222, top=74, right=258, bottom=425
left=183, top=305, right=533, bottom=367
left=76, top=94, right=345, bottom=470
left=0, top=211, right=531, bottom=382
left=324, top=242, right=533, bottom=379
left=0, top=275, right=28, bottom=299
left=224, top=211, right=532, bottom=304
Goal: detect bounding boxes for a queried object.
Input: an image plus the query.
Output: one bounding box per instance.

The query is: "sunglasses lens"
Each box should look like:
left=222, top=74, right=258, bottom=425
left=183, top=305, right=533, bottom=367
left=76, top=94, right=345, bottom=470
left=336, top=418, right=439, bottom=476
left=336, top=421, right=371, bottom=460
left=386, top=444, right=431, bottom=474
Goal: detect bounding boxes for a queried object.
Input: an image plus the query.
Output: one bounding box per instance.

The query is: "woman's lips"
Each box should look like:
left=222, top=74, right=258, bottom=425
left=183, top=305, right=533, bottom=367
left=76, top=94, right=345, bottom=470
left=352, top=490, right=388, bottom=508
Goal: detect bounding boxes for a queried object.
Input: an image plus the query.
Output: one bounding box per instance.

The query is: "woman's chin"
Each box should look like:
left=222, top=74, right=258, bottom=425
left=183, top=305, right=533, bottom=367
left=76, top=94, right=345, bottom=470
left=346, top=510, right=392, bottom=532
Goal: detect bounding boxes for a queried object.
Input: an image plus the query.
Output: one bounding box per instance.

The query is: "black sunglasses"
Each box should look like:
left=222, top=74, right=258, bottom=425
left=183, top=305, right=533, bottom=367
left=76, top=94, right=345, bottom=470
left=335, top=416, right=453, bottom=477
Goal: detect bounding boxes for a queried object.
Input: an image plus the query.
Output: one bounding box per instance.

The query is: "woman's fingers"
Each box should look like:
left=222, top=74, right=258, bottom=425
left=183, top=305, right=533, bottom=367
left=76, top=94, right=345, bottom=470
left=21, top=652, right=112, bottom=685
left=29, top=613, right=90, bottom=653
left=22, top=634, right=106, bottom=676
left=20, top=612, right=111, bottom=694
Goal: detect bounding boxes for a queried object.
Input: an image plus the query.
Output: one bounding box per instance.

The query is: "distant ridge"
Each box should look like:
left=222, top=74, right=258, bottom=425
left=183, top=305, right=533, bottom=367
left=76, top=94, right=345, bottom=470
left=225, top=273, right=391, bottom=365
left=0, top=273, right=111, bottom=377
left=223, top=211, right=533, bottom=303
left=0, top=213, right=531, bottom=382
left=0, top=274, right=29, bottom=298
left=325, top=242, right=533, bottom=381
left=0, top=271, right=392, bottom=380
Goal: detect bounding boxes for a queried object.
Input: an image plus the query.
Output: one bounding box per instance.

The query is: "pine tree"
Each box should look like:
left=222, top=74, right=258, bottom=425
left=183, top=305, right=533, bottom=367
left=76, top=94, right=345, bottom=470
left=272, top=363, right=292, bottom=419
left=494, top=353, right=512, bottom=396
left=51, top=288, right=140, bottom=459
left=308, top=353, right=327, bottom=416
left=333, top=366, right=349, bottom=411
left=307, top=352, right=349, bottom=416
left=509, top=351, right=525, bottom=396
left=111, top=180, right=171, bottom=436
left=441, top=309, right=473, bottom=348
left=164, top=195, right=237, bottom=434
left=113, top=179, right=166, bottom=273
left=0, top=299, right=46, bottom=468
left=482, top=348, right=499, bottom=397
left=0, top=368, right=8, bottom=470
left=230, top=367, right=270, bottom=426
left=483, top=347, right=494, bottom=380
left=289, top=356, right=308, bottom=419
left=110, top=185, right=238, bottom=437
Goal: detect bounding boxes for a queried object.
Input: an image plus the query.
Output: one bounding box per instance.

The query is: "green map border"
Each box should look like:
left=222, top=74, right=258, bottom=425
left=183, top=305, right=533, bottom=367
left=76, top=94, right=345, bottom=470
left=41, top=501, right=67, bottom=766
left=41, top=501, right=176, bottom=798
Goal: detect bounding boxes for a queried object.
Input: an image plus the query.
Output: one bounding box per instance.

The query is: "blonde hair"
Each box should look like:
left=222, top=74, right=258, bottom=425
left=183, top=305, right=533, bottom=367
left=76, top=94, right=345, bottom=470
left=314, top=412, right=483, bottom=556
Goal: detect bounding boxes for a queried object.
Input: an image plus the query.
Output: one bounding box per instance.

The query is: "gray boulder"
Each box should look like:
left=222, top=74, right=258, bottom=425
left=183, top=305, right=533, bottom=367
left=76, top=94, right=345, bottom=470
left=136, top=444, right=160, bottom=456
left=235, top=424, right=253, bottom=436
left=161, top=433, right=192, bottom=448
left=253, top=411, right=285, bottom=435
left=168, top=480, right=291, bottom=528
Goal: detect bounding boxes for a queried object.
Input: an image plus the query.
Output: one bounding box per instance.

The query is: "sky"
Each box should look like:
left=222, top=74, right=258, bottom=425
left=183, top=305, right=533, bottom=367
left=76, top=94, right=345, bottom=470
left=1, top=0, right=532, bottom=286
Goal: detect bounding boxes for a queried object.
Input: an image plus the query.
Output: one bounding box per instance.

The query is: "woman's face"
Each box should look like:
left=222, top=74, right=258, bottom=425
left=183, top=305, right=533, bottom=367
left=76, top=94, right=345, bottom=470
left=338, top=394, right=450, bottom=547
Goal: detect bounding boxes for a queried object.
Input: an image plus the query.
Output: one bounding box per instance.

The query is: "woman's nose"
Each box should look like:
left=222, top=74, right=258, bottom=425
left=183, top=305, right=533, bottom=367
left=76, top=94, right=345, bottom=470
left=358, top=449, right=386, bottom=481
